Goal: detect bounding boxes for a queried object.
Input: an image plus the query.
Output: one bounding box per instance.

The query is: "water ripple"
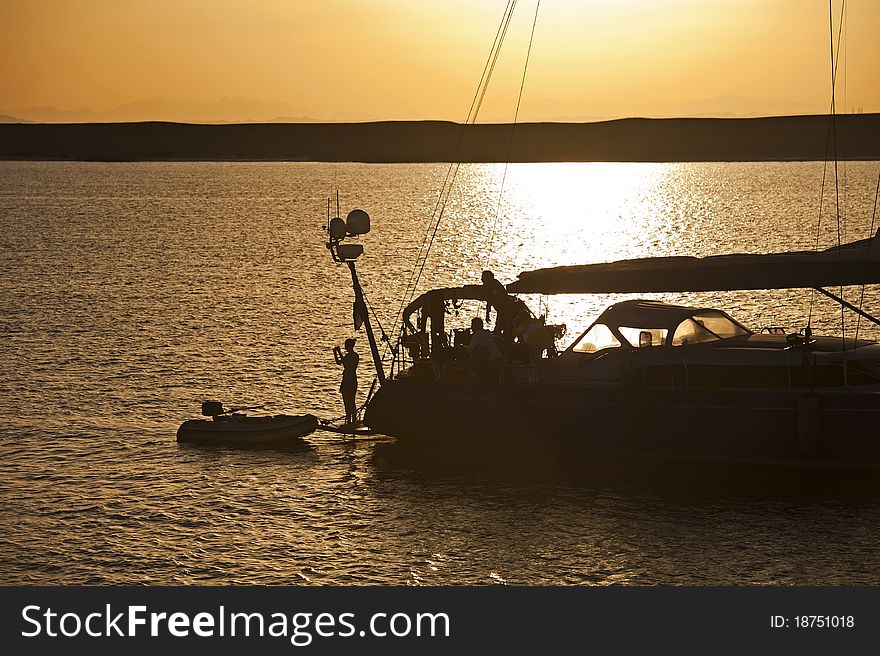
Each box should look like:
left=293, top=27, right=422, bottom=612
left=2, top=161, right=880, bottom=584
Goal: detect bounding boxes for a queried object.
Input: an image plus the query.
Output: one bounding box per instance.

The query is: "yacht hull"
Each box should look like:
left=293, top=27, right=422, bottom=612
left=364, top=380, right=880, bottom=466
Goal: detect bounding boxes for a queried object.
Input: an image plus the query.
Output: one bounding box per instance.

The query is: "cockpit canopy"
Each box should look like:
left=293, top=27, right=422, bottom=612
left=570, top=300, right=751, bottom=353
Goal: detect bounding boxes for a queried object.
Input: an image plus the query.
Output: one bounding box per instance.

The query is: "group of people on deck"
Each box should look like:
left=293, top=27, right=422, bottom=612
left=336, top=270, right=553, bottom=420
left=465, top=270, right=553, bottom=380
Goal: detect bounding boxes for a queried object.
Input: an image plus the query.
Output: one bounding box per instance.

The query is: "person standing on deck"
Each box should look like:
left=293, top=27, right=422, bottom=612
left=334, top=337, right=359, bottom=425
left=481, top=270, right=528, bottom=338
left=481, top=270, right=512, bottom=335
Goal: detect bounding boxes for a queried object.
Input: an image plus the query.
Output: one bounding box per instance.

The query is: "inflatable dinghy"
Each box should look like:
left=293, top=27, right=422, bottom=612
left=177, top=401, right=318, bottom=444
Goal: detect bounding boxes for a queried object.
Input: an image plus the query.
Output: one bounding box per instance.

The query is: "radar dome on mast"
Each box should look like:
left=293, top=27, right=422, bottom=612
left=346, top=209, right=370, bottom=236
left=329, top=216, right=347, bottom=241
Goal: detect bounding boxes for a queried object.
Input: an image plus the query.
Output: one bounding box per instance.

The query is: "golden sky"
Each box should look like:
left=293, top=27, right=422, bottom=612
left=1, top=0, right=877, bottom=121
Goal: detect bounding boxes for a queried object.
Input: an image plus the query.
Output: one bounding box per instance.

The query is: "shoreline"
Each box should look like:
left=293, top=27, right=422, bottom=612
left=2, top=114, right=879, bottom=162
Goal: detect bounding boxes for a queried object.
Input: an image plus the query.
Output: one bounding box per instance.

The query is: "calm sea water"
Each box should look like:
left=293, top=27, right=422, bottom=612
left=2, top=160, right=880, bottom=585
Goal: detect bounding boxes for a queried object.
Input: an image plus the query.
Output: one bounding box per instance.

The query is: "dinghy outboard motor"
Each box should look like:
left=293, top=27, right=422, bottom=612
left=201, top=400, right=225, bottom=417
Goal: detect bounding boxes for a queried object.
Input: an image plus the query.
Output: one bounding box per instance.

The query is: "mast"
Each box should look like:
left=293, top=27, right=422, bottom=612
left=348, top=260, right=386, bottom=385
left=326, top=208, right=386, bottom=385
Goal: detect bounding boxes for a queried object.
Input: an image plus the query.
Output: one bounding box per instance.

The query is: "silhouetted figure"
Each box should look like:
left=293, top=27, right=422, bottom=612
left=467, top=317, right=503, bottom=382
left=514, top=309, right=553, bottom=361
left=426, top=288, right=449, bottom=356
left=482, top=270, right=529, bottom=338
left=481, top=269, right=507, bottom=299
left=481, top=270, right=512, bottom=334
left=334, top=338, right=359, bottom=425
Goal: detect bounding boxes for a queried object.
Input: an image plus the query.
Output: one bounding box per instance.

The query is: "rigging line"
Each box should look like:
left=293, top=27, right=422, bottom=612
left=808, top=0, right=847, bottom=326
left=350, top=287, right=388, bottom=414
left=831, top=0, right=846, bottom=256
left=816, top=0, right=846, bottom=250
left=395, top=0, right=516, bottom=348
left=828, top=0, right=846, bottom=356
left=410, top=1, right=520, bottom=293
left=390, top=5, right=517, bottom=346
left=411, top=0, right=515, bottom=255
left=471, top=1, right=518, bottom=127
left=852, top=171, right=880, bottom=348
left=813, top=0, right=847, bottom=252
left=842, top=2, right=847, bottom=244
left=808, top=125, right=831, bottom=327
left=484, top=0, right=541, bottom=271
left=386, top=0, right=519, bottom=356
left=361, top=287, right=389, bottom=345
left=810, top=1, right=847, bottom=258
left=386, top=0, right=517, bottom=341
left=412, top=0, right=516, bottom=272
left=406, top=0, right=514, bottom=276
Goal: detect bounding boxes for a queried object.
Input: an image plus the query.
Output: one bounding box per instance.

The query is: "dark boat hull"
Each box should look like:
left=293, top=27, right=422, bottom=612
left=177, top=414, right=318, bottom=444
left=364, top=380, right=880, bottom=467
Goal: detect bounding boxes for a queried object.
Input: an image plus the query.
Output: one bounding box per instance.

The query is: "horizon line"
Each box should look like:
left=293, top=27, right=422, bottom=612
left=4, top=112, right=880, bottom=127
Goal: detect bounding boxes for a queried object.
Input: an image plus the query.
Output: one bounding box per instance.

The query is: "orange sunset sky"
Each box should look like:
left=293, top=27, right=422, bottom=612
left=1, top=0, right=877, bottom=123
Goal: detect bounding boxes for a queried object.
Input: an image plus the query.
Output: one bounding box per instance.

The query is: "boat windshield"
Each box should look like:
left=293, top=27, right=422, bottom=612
left=619, top=326, right=668, bottom=348
left=572, top=323, right=621, bottom=353
left=671, top=310, right=749, bottom=346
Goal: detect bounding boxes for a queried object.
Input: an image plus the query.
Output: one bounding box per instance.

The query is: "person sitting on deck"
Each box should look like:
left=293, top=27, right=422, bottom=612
left=467, top=317, right=503, bottom=382
left=514, top=310, right=554, bottom=362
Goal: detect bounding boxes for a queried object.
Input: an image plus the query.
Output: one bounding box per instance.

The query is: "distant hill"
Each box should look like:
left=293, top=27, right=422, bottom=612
left=1, top=115, right=878, bottom=162
left=522, top=95, right=824, bottom=122
left=1, top=94, right=835, bottom=124
left=1, top=98, right=317, bottom=124
left=0, top=114, right=29, bottom=124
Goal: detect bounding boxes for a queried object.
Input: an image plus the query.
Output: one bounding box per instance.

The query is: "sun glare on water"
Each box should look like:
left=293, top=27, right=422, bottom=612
left=429, top=160, right=880, bottom=342
left=454, top=162, right=675, bottom=333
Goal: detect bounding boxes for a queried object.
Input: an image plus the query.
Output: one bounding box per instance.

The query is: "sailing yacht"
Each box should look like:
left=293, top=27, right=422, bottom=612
left=326, top=2, right=880, bottom=467
left=367, top=236, right=880, bottom=465
left=323, top=206, right=880, bottom=467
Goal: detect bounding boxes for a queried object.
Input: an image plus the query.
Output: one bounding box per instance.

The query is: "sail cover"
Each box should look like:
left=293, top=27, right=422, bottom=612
left=507, top=231, right=880, bottom=294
